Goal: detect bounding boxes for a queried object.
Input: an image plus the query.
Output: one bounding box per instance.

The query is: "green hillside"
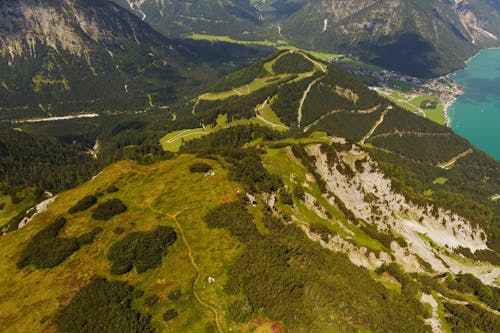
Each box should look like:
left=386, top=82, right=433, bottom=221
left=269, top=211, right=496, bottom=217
left=1, top=47, right=499, bottom=333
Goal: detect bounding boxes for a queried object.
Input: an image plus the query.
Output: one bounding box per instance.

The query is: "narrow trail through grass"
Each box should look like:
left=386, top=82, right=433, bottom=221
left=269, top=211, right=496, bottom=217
left=149, top=205, right=223, bottom=333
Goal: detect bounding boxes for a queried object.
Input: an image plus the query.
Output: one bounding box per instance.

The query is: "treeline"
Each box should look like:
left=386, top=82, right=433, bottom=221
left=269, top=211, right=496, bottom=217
left=196, top=81, right=284, bottom=125
left=97, top=118, right=174, bottom=166
left=108, top=226, right=177, bottom=275
left=181, top=124, right=284, bottom=150
left=447, top=274, right=500, bottom=311
left=17, top=217, right=102, bottom=269
left=0, top=129, right=98, bottom=194
left=291, top=144, right=327, bottom=192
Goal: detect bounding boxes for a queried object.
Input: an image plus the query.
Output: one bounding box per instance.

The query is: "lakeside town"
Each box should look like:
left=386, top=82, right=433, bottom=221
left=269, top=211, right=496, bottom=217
left=332, top=57, right=464, bottom=126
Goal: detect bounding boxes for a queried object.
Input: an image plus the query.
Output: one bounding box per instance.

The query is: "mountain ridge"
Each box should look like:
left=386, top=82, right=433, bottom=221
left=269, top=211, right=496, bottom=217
left=112, top=0, right=500, bottom=77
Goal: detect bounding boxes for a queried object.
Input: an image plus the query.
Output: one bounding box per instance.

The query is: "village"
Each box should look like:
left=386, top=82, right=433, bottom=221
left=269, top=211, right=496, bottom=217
left=333, top=57, right=464, bottom=126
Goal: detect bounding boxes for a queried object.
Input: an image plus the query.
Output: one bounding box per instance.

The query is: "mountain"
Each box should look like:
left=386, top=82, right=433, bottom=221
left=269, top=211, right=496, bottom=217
left=0, top=0, right=272, bottom=121
left=112, top=0, right=500, bottom=77
left=1, top=50, right=499, bottom=332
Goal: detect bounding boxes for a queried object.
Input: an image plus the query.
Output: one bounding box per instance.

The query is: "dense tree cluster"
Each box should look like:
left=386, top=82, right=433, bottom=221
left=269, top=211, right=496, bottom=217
left=444, top=302, right=500, bottom=332
left=0, top=129, right=98, bottom=194
left=92, top=199, right=127, bottom=221
left=108, top=226, right=177, bottom=275
left=181, top=125, right=284, bottom=150
left=447, top=274, right=500, bottom=311
left=205, top=201, right=259, bottom=243
left=312, top=108, right=384, bottom=142
left=208, top=56, right=270, bottom=93
left=272, top=52, right=314, bottom=74
left=68, top=195, right=98, bottom=214
left=197, top=82, right=283, bottom=125
left=53, top=276, right=155, bottom=333
left=17, top=217, right=102, bottom=269
left=271, top=74, right=321, bottom=126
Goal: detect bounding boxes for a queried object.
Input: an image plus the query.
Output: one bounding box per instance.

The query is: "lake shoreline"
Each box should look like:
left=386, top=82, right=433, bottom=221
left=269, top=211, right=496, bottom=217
left=446, top=48, right=500, bottom=159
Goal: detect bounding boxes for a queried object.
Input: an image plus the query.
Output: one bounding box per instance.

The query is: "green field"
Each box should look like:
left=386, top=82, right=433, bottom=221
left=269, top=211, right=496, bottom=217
left=408, top=96, right=446, bottom=125
left=378, top=90, right=446, bottom=125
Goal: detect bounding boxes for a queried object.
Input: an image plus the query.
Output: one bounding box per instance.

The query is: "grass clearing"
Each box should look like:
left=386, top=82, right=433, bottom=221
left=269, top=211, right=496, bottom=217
left=0, top=156, right=249, bottom=332
left=409, top=96, right=446, bottom=125
left=433, top=177, right=448, bottom=185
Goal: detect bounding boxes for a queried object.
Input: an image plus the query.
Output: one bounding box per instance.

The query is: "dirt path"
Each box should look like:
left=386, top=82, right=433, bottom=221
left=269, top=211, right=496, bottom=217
left=359, top=108, right=390, bottom=144
left=192, top=98, right=200, bottom=115
left=255, top=98, right=287, bottom=129
left=149, top=205, right=223, bottom=333
left=438, top=148, right=473, bottom=169
left=298, top=75, right=324, bottom=126
left=165, top=130, right=207, bottom=144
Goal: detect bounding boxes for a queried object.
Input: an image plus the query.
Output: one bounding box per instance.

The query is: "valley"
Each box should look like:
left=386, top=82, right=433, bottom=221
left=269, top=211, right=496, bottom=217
left=0, top=1, right=499, bottom=332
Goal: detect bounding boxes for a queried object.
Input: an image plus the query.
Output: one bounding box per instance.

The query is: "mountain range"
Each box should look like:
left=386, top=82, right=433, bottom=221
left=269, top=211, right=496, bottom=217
left=0, top=1, right=499, bottom=332
left=112, top=0, right=500, bottom=76
left=0, top=0, right=271, bottom=120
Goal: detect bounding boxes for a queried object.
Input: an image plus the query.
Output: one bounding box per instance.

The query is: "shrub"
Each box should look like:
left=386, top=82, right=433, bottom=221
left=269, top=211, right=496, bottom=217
left=106, top=185, right=119, bottom=193
left=189, top=162, right=211, bottom=173
left=293, top=186, right=305, bottom=201
left=144, top=295, right=159, bottom=306
left=68, top=195, right=98, bottom=214
left=113, top=227, right=125, bottom=235
left=17, top=217, right=102, bottom=269
left=168, top=289, right=181, bottom=301
left=204, top=201, right=259, bottom=243
left=279, top=191, right=293, bottom=206
left=53, top=276, right=154, bottom=333
left=310, top=223, right=335, bottom=242
left=163, top=309, right=178, bottom=322
left=108, top=226, right=177, bottom=275
left=92, top=199, right=127, bottom=221
left=0, top=202, right=5, bottom=210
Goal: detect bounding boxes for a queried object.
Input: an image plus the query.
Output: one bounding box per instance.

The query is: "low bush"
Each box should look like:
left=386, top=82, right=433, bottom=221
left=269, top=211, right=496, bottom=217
left=106, top=185, right=119, bottom=193
left=17, top=217, right=102, bottom=269
left=108, top=226, right=177, bottom=275
left=92, top=199, right=127, bottom=221
left=144, top=295, right=159, bottom=306
left=68, top=195, right=98, bottom=214
left=189, top=162, right=211, bottom=173
left=163, top=309, right=178, bottom=322
left=53, top=276, right=155, bottom=333
left=168, top=289, right=181, bottom=301
left=204, top=201, right=259, bottom=243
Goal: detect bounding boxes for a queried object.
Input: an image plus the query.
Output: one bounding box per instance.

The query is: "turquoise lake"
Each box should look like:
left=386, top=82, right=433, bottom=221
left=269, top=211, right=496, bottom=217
left=449, top=48, right=500, bottom=160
